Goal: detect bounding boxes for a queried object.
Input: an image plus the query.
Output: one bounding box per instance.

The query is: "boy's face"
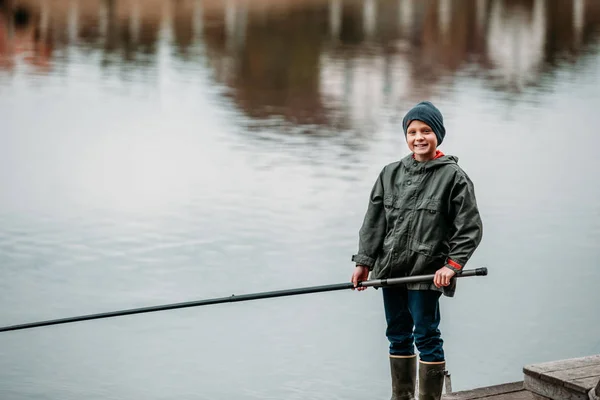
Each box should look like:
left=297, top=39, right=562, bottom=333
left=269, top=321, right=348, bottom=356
left=406, top=120, right=438, bottom=161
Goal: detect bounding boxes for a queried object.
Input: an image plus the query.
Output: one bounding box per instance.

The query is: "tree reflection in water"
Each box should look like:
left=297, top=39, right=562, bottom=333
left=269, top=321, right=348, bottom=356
left=1, top=0, right=599, bottom=130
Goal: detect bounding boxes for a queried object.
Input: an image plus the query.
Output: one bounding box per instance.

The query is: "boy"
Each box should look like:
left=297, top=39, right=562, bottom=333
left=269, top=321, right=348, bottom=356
left=351, top=101, right=483, bottom=400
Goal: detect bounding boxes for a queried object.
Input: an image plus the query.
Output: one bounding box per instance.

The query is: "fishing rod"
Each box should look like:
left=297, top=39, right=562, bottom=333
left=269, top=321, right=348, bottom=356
left=0, top=267, right=487, bottom=333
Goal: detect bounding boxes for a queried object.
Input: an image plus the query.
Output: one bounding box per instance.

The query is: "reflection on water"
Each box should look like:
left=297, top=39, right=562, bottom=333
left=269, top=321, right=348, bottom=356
left=1, top=0, right=600, bottom=129
left=1, top=1, right=600, bottom=400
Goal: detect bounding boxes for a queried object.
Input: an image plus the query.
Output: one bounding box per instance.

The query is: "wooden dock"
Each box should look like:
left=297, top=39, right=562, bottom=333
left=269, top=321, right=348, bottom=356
left=443, top=381, right=542, bottom=399
left=442, top=355, right=600, bottom=400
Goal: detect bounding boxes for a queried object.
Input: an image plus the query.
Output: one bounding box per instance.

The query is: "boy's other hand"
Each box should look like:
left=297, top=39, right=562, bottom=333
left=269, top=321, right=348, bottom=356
left=434, top=266, right=456, bottom=288
left=351, top=265, right=370, bottom=291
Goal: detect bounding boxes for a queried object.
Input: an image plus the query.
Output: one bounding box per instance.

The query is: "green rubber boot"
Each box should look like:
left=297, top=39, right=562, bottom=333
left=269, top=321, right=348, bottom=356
left=418, top=361, right=445, bottom=400
left=389, top=355, right=416, bottom=400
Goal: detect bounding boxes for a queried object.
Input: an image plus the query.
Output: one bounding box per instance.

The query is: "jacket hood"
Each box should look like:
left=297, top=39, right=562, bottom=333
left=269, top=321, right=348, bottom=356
left=400, top=153, right=459, bottom=171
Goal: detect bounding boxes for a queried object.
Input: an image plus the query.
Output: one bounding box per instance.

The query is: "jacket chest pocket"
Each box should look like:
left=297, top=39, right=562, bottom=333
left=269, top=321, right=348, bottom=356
left=415, top=199, right=449, bottom=248
left=416, top=199, right=447, bottom=222
left=417, top=199, right=443, bottom=213
left=384, top=195, right=405, bottom=212
left=383, top=195, right=405, bottom=224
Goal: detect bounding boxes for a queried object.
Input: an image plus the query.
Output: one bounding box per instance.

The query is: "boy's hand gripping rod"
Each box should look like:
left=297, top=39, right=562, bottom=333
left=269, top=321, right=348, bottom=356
left=0, top=267, right=487, bottom=333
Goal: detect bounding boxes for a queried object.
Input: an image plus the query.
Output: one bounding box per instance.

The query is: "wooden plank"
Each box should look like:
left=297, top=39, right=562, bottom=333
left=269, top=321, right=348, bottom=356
left=525, top=355, right=600, bottom=374
left=564, top=376, right=600, bottom=393
left=479, top=391, right=548, bottom=400
left=443, top=381, right=524, bottom=400
left=523, top=374, right=588, bottom=400
left=448, top=356, right=600, bottom=400
left=444, top=387, right=548, bottom=400
left=524, top=355, right=600, bottom=378
left=541, top=364, right=600, bottom=390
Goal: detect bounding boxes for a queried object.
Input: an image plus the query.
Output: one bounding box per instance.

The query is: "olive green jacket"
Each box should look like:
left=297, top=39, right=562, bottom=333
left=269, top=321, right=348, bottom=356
left=352, top=154, right=483, bottom=297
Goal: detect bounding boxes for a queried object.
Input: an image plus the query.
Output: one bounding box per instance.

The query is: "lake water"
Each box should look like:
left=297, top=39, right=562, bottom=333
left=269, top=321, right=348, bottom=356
left=1, top=0, right=600, bottom=399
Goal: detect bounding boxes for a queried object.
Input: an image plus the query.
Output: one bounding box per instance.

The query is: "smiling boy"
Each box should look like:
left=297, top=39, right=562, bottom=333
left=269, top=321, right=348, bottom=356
left=351, top=101, right=483, bottom=400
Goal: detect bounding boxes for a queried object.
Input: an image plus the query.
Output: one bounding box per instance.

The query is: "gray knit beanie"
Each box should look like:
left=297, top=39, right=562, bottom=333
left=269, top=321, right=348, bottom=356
left=402, top=101, right=446, bottom=146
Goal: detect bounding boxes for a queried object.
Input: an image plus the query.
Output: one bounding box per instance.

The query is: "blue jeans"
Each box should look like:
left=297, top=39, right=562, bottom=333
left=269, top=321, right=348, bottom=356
left=382, top=287, right=444, bottom=362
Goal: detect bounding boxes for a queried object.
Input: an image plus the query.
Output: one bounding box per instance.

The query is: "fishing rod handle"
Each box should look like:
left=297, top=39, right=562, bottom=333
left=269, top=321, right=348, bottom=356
left=359, top=267, right=487, bottom=288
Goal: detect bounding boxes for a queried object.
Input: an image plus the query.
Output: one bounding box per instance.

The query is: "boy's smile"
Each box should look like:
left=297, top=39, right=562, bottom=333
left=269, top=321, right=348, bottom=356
left=406, top=120, right=438, bottom=162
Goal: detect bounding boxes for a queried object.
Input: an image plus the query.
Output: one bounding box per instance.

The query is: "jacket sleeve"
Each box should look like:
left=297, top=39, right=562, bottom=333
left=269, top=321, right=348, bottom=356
left=351, top=170, right=387, bottom=269
left=445, top=172, right=483, bottom=273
